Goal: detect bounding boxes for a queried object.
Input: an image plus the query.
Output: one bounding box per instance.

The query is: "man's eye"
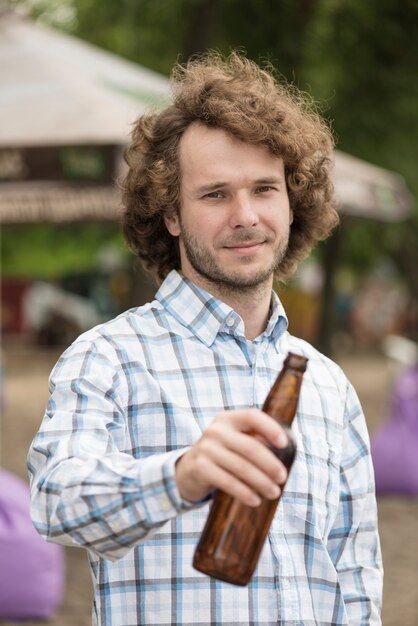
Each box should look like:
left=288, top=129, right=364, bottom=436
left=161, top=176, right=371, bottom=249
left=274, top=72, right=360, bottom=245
left=205, top=191, right=223, bottom=199
left=256, top=186, right=274, bottom=193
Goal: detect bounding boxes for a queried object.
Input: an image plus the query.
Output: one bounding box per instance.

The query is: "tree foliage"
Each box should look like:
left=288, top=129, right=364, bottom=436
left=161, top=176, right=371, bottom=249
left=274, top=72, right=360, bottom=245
left=2, top=224, right=125, bottom=278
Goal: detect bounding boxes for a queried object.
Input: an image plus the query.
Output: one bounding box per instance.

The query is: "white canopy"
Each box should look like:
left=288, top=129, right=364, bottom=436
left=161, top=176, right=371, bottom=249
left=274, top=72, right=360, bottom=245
left=0, top=9, right=169, bottom=146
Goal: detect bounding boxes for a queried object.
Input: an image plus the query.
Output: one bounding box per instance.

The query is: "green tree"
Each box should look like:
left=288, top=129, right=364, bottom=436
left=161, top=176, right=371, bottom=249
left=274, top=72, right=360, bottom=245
left=304, top=0, right=418, bottom=300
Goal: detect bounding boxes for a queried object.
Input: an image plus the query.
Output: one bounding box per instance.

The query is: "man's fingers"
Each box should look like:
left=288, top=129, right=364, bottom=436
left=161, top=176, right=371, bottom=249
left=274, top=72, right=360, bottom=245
left=204, top=444, right=283, bottom=500
left=215, top=409, right=288, bottom=449
left=196, top=459, right=271, bottom=507
left=204, top=415, right=288, bottom=483
left=175, top=409, right=291, bottom=504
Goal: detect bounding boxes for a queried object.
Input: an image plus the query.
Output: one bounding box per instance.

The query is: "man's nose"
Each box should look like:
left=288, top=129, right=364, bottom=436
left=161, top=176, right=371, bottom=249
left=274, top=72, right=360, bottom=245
left=229, top=194, right=259, bottom=228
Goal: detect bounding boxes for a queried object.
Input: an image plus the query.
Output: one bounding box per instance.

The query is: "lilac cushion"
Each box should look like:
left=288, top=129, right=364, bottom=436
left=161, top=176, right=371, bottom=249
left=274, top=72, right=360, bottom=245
left=371, top=366, right=418, bottom=495
left=0, top=468, right=65, bottom=620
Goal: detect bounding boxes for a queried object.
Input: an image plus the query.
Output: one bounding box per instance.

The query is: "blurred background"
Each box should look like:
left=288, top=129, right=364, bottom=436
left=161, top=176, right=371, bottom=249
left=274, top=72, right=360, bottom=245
left=1, top=1, right=417, bottom=624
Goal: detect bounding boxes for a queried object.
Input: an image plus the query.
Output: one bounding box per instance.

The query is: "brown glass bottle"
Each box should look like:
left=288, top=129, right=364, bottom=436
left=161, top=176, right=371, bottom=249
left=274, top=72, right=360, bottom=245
left=193, top=352, right=308, bottom=586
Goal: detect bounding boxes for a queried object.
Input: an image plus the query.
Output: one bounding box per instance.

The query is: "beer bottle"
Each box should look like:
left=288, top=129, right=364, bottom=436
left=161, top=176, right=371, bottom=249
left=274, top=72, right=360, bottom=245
left=193, top=352, right=308, bottom=586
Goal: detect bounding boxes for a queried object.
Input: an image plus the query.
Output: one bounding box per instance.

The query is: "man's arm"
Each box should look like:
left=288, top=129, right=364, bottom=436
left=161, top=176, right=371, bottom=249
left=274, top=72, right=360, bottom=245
left=28, top=339, right=289, bottom=561
left=327, top=381, right=383, bottom=625
left=27, top=340, right=197, bottom=561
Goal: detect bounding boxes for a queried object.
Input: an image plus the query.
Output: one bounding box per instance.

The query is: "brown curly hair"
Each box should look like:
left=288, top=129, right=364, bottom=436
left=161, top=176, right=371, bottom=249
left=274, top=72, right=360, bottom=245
left=122, top=50, right=339, bottom=284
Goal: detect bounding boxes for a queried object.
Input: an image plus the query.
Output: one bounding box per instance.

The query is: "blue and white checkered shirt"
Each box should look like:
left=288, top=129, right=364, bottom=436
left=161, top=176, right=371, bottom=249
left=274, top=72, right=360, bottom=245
left=28, top=270, right=382, bottom=625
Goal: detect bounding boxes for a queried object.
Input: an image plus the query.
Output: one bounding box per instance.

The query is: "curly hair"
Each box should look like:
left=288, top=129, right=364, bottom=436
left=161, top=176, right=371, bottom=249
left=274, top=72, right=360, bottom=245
left=121, top=50, right=339, bottom=284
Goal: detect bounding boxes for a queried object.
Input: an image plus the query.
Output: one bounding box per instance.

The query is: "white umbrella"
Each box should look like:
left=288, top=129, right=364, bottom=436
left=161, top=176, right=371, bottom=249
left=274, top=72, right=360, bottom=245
left=0, top=9, right=169, bottom=224
left=333, top=150, right=413, bottom=222
left=0, top=10, right=169, bottom=146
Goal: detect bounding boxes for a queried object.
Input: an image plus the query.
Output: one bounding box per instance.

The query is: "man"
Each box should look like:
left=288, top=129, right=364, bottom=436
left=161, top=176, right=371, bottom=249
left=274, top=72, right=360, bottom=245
left=28, top=52, right=383, bottom=625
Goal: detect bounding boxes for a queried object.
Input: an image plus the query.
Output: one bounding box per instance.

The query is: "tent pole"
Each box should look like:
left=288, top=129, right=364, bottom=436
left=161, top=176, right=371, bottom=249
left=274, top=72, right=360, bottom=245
left=316, top=223, right=343, bottom=356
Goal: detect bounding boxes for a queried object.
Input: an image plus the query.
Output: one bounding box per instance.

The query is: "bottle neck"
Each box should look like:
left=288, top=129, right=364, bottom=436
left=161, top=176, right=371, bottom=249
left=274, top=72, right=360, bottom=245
left=262, top=367, right=305, bottom=426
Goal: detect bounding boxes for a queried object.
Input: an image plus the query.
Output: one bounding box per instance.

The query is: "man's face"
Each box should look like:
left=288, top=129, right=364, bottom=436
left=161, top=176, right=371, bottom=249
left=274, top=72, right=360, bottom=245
left=164, top=123, right=292, bottom=295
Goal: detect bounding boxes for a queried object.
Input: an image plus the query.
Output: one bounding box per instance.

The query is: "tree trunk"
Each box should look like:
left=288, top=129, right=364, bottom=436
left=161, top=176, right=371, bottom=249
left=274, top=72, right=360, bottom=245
left=182, top=0, right=222, bottom=60
left=316, top=224, right=342, bottom=355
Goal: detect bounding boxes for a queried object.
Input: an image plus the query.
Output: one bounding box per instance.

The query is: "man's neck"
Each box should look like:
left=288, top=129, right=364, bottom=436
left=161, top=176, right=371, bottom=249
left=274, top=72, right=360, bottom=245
left=229, top=291, right=272, bottom=340
left=183, top=273, right=273, bottom=341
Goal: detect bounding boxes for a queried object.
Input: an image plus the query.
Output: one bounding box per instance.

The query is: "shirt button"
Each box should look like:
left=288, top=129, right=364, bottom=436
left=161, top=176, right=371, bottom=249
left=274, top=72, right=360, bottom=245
left=282, top=578, right=290, bottom=590
left=225, top=316, right=235, bottom=327
left=161, top=499, right=172, bottom=511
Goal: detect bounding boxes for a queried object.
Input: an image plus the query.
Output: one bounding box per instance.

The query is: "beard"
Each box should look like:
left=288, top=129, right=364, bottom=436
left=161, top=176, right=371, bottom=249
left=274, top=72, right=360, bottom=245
left=180, top=224, right=289, bottom=294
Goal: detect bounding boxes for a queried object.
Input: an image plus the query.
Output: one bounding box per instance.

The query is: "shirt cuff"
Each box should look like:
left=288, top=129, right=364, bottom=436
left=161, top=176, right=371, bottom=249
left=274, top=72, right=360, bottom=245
left=136, top=448, right=211, bottom=527
left=163, top=448, right=212, bottom=511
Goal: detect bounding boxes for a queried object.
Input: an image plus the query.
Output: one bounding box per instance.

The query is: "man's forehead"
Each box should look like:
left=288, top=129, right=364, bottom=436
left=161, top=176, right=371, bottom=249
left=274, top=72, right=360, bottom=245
left=178, top=122, right=284, bottom=179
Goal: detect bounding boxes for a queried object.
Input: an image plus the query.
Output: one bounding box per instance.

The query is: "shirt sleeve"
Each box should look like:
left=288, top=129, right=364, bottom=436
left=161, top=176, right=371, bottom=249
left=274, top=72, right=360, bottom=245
left=27, top=338, right=203, bottom=561
left=327, top=381, right=383, bottom=625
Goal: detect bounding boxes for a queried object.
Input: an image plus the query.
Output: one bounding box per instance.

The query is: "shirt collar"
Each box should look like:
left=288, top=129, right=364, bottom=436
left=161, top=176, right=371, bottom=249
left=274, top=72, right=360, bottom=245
left=156, top=270, right=288, bottom=348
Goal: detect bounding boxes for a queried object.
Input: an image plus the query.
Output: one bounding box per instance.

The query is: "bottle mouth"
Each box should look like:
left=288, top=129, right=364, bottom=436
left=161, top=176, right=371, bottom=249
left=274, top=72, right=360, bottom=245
left=285, top=352, right=308, bottom=371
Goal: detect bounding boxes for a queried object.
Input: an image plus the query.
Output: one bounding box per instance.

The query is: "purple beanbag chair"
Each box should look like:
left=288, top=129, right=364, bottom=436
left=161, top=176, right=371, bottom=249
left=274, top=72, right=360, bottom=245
left=371, top=366, right=418, bottom=495
left=0, top=468, right=65, bottom=620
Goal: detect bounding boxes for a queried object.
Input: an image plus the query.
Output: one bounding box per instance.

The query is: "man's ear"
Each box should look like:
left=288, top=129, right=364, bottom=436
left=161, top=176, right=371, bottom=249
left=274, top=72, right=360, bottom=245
left=164, top=210, right=181, bottom=236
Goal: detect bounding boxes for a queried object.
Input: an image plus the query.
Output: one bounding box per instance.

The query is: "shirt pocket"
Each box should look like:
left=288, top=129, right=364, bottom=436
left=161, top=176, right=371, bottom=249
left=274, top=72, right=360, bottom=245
left=283, top=435, right=340, bottom=542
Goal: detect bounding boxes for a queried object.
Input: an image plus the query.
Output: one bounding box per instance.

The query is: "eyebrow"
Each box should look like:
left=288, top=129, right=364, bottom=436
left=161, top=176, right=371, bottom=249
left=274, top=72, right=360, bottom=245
left=195, top=182, right=227, bottom=195
left=253, top=177, right=284, bottom=186
left=195, top=176, right=284, bottom=195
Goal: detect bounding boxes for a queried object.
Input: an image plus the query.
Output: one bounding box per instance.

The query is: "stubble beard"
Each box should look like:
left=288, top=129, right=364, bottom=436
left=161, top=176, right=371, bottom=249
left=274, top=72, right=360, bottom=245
left=180, top=226, right=289, bottom=298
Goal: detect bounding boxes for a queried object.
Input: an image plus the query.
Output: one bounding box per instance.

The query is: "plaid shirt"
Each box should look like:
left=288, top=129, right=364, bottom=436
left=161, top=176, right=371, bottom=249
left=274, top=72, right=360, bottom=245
left=28, top=270, right=382, bottom=626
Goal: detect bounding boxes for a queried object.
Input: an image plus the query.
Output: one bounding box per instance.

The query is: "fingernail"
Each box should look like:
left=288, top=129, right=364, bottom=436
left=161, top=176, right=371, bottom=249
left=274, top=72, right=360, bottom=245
left=275, top=432, right=288, bottom=448
left=268, top=485, right=280, bottom=499
left=277, top=469, right=287, bottom=484
left=249, top=493, right=262, bottom=507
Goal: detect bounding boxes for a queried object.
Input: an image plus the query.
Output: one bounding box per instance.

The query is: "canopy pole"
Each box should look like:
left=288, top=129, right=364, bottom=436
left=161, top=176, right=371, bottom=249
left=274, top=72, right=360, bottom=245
left=316, top=223, right=343, bottom=356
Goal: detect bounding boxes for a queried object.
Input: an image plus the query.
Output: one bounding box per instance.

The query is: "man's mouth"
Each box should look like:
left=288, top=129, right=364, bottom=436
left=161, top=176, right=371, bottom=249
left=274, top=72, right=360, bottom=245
left=224, top=240, right=265, bottom=254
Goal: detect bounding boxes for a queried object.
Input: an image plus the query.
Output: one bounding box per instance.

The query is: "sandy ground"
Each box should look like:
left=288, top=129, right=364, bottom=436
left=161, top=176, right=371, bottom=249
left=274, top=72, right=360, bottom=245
left=1, top=345, right=417, bottom=625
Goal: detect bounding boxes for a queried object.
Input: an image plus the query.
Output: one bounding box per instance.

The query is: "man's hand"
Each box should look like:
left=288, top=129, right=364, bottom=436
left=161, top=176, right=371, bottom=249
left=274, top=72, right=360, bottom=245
left=175, top=409, right=290, bottom=507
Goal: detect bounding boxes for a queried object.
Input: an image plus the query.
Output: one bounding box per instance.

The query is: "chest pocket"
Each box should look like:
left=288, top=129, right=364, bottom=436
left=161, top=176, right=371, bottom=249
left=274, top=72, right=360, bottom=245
left=282, top=435, right=341, bottom=542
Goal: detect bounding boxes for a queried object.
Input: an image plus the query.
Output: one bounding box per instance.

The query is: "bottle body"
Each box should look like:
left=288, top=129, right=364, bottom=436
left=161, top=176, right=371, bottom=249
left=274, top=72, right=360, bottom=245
left=193, top=352, right=308, bottom=586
